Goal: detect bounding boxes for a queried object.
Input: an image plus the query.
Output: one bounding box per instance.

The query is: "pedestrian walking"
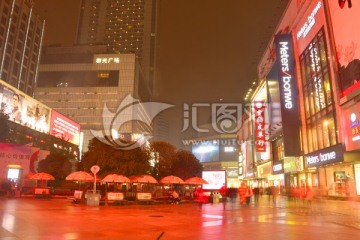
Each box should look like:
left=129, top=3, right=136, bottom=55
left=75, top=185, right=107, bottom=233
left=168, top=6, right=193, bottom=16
left=228, top=187, right=238, bottom=208
left=270, top=185, right=279, bottom=207
left=238, top=182, right=248, bottom=205
left=194, top=186, right=205, bottom=208
left=245, top=186, right=252, bottom=205
left=219, top=184, right=229, bottom=210
left=253, top=187, right=260, bottom=204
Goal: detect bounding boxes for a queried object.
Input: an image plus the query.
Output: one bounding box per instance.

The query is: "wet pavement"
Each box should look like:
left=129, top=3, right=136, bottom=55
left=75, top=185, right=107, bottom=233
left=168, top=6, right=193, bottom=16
left=0, top=196, right=360, bottom=239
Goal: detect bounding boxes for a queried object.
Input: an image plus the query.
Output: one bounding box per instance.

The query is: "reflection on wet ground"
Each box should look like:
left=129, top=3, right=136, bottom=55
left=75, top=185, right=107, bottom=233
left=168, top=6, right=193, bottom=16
left=0, top=196, right=360, bottom=239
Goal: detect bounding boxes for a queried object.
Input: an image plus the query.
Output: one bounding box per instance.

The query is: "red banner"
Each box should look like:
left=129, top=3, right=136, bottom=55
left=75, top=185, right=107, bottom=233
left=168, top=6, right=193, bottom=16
left=254, top=102, right=266, bottom=152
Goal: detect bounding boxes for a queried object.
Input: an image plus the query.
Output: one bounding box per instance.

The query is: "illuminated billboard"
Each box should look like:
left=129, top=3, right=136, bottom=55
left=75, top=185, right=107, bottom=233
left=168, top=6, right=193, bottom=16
left=0, top=80, right=50, bottom=133
left=202, top=170, right=226, bottom=190
left=50, top=110, right=81, bottom=145
left=192, top=141, right=219, bottom=163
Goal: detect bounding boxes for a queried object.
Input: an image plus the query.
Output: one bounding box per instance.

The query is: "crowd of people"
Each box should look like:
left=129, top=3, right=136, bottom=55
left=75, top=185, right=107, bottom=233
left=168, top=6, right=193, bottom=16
left=1, top=178, right=18, bottom=198
left=191, top=183, right=320, bottom=209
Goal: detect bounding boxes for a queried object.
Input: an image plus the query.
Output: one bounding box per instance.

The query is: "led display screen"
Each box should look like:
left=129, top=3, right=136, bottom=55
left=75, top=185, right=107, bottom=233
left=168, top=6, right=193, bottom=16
left=202, top=171, right=226, bottom=190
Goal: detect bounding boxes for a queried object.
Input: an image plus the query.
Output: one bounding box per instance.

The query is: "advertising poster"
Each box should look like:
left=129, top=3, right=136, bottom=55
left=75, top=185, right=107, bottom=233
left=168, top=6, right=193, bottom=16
left=328, top=0, right=360, bottom=97
left=50, top=110, right=81, bottom=145
left=0, top=80, right=50, bottom=133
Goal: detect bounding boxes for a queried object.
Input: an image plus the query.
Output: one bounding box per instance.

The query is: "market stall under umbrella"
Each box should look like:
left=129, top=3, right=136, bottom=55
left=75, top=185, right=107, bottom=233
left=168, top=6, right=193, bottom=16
left=29, top=172, right=55, bottom=188
left=29, top=172, right=55, bottom=197
left=102, top=174, right=131, bottom=205
left=129, top=175, right=158, bottom=200
left=65, top=171, right=97, bottom=192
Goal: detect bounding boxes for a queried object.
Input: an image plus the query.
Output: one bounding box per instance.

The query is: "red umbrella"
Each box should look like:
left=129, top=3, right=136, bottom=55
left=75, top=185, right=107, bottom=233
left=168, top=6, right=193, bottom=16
left=102, top=174, right=130, bottom=183
left=159, top=175, right=184, bottom=184
left=130, top=175, right=158, bottom=184
left=185, top=177, right=208, bottom=185
left=29, top=172, right=55, bottom=181
left=65, top=171, right=94, bottom=182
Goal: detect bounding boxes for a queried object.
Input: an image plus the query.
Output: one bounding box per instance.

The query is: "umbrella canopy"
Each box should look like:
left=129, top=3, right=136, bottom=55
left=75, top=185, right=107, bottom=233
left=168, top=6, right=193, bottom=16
left=159, top=175, right=184, bottom=184
left=130, top=175, right=158, bottom=184
left=65, top=171, right=94, bottom=182
left=102, top=174, right=130, bottom=183
left=29, top=172, right=55, bottom=181
left=185, top=177, right=208, bottom=185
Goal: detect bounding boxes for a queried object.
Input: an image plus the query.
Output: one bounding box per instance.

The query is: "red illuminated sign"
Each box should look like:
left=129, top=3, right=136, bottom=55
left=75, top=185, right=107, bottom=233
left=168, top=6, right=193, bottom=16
left=50, top=110, right=80, bottom=145
left=254, top=102, right=266, bottom=152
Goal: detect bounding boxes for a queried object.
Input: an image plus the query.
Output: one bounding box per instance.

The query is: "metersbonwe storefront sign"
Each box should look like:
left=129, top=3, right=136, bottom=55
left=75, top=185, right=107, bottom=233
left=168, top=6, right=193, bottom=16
left=274, top=34, right=301, bottom=156
left=304, top=144, right=344, bottom=168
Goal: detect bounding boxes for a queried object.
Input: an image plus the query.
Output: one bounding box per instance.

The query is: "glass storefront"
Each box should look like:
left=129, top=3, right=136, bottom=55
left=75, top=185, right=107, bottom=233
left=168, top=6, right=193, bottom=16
left=319, top=164, right=356, bottom=197
left=299, top=27, right=338, bottom=154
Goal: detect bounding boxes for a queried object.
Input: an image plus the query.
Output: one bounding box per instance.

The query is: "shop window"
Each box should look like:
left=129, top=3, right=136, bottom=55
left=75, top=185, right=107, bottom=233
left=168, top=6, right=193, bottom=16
left=300, top=27, right=338, bottom=153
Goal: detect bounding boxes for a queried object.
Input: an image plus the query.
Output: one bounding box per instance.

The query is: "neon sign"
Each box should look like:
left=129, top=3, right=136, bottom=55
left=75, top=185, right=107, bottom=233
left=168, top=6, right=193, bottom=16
left=279, top=41, right=294, bottom=109
left=305, top=144, right=343, bottom=167
left=95, top=57, right=120, bottom=64
left=254, top=102, right=266, bottom=152
left=297, top=1, right=322, bottom=40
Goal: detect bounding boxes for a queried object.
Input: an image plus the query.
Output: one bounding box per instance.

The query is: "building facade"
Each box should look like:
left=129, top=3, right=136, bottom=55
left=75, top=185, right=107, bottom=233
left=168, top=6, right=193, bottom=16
left=35, top=45, right=152, bottom=154
left=0, top=0, right=44, bottom=96
left=241, top=0, right=360, bottom=198
left=76, top=0, right=158, bottom=98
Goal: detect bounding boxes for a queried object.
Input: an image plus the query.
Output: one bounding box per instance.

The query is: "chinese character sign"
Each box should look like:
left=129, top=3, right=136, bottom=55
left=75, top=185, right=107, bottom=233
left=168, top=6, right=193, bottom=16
left=254, top=102, right=266, bottom=152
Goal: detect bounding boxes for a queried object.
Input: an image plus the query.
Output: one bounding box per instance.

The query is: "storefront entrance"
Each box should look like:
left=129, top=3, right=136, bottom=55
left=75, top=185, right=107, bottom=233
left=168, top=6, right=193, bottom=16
left=7, top=165, right=23, bottom=187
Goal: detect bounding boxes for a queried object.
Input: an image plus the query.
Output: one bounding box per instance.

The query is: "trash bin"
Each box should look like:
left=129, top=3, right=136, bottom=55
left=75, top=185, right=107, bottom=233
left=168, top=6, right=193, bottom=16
left=86, top=190, right=101, bottom=206
left=213, top=192, right=220, bottom=204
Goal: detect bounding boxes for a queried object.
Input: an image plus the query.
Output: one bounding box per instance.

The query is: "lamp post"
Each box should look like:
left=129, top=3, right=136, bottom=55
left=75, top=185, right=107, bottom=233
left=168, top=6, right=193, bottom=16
left=91, top=165, right=100, bottom=191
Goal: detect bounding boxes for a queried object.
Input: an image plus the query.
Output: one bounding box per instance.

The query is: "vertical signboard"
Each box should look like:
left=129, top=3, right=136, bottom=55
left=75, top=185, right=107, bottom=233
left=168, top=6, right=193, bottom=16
left=254, top=102, right=266, bottom=152
left=275, top=34, right=302, bottom=156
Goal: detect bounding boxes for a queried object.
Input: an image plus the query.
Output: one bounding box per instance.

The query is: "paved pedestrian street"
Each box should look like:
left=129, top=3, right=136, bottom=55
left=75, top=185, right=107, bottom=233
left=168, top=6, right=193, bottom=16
left=0, top=196, right=359, bottom=239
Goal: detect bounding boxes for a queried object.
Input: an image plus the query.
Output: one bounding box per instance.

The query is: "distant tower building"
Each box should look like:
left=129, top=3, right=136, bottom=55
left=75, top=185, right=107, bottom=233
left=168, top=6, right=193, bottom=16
left=0, top=0, right=44, bottom=96
left=76, top=0, right=158, bottom=100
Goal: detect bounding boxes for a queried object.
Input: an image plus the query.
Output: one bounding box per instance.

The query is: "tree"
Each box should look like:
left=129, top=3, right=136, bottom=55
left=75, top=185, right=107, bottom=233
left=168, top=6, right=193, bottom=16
left=37, top=152, right=72, bottom=180
left=80, top=137, right=151, bottom=177
left=148, top=140, right=178, bottom=179
left=173, top=149, right=203, bottom=180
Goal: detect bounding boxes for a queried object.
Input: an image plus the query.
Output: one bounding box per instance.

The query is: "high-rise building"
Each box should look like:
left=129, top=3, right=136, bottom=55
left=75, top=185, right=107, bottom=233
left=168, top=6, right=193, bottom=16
left=76, top=0, right=158, bottom=100
left=0, top=0, right=44, bottom=96
left=35, top=45, right=152, bottom=154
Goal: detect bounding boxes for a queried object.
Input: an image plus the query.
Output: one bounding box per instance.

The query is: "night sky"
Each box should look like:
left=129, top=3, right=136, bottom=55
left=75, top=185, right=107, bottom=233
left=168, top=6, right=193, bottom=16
left=33, top=0, right=289, bottom=148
